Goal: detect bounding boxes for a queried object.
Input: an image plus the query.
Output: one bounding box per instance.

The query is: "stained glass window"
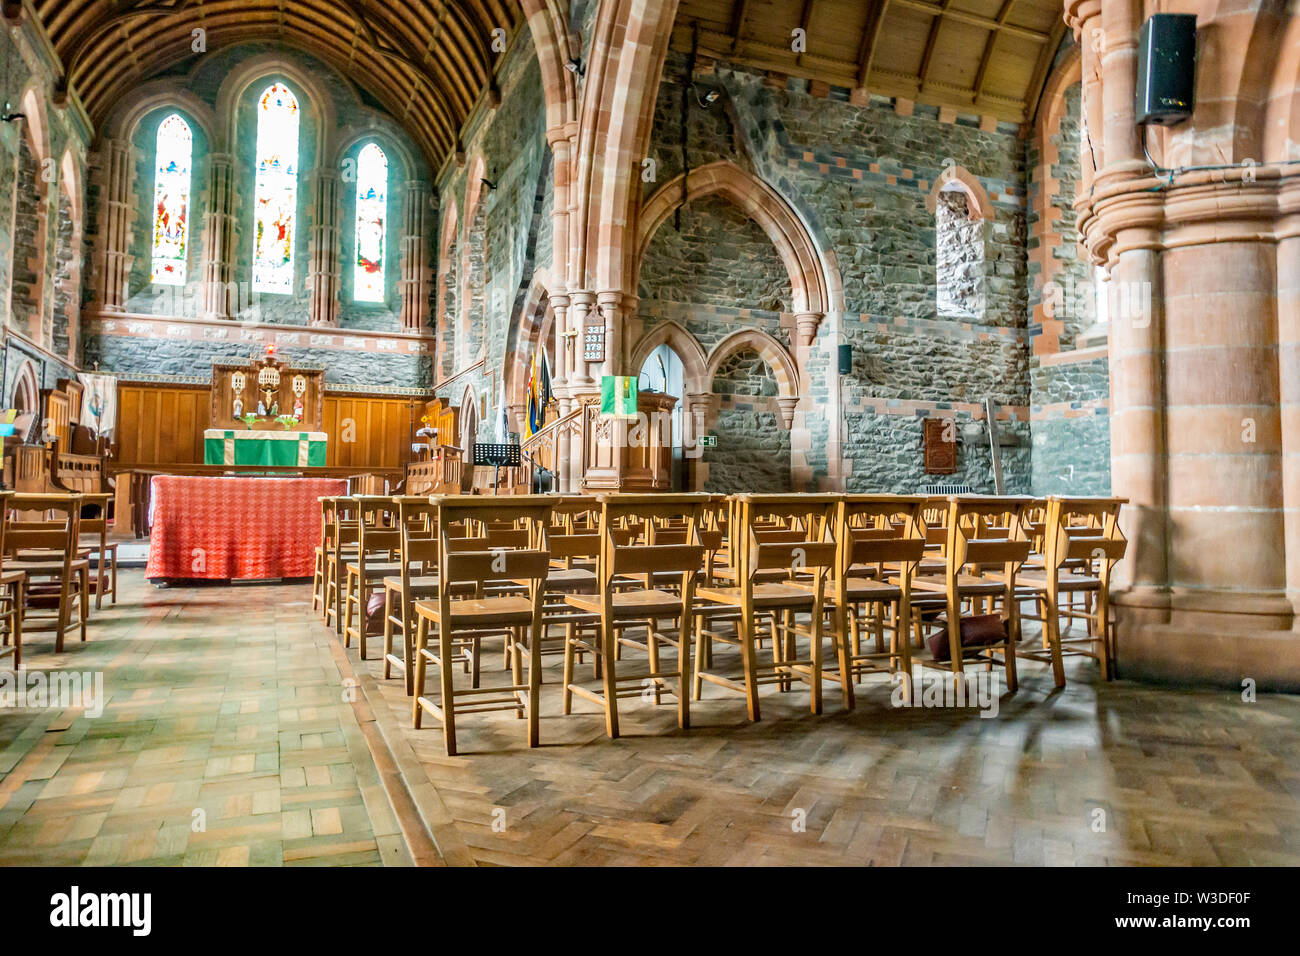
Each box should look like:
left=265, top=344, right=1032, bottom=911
left=150, top=113, right=192, bottom=286
left=252, top=83, right=300, bottom=294
left=353, top=143, right=388, bottom=302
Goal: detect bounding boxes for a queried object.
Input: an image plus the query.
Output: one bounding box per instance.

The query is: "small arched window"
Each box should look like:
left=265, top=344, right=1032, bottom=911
left=252, top=83, right=300, bottom=294
left=151, top=113, right=193, bottom=286
left=935, top=187, right=986, bottom=320
left=353, top=143, right=388, bottom=302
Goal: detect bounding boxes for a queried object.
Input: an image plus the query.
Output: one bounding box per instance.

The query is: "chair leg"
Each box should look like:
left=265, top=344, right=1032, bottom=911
left=739, top=609, right=761, bottom=722
left=527, top=623, right=542, bottom=748
left=562, top=623, right=576, bottom=715
left=438, top=620, right=458, bottom=757
left=382, top=588, right=395, bottom=679
left=676, top=611, right=691, bottom=730
left=692, top=614, right=707, bottom=701
left=412, top=616, right=428, bottom=729
left=343, top=569, right=356, bottom=647
left=600, top=619, right=620, bottom=739
left=79, top=567, right=89, bottom=641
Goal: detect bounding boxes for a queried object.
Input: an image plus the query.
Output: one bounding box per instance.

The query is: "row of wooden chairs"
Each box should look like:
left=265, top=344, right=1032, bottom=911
left=309, top=492, right=1127, bottom=756
left=0, top=491, right=118, bottom=669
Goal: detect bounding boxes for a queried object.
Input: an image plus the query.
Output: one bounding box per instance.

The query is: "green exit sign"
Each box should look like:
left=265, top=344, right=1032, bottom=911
left=698, top=435, right=718, bottom=448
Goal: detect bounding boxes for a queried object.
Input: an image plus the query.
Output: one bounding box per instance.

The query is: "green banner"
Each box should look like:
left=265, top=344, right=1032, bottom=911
left=600, top=376, right=638, bottom=419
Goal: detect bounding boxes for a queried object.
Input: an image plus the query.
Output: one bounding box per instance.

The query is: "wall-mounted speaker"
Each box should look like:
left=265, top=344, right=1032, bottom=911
left=1136, top=14, right=1197, bottom=126
left=837, top=344, right=852, bottom=376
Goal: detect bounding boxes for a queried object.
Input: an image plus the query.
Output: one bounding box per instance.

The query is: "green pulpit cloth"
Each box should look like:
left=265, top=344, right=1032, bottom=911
left=203, top=429, right=328, bottom=467
left=600, top=376, right=638, bottom=419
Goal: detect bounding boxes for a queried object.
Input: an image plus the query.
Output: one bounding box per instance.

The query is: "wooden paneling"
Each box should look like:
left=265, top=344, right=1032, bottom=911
left=115, top=383, right=419, bottom=470
left=115, top=384, right=209, bottom=466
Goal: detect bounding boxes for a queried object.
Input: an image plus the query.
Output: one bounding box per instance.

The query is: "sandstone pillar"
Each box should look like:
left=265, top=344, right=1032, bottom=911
left=399, top=180, right=431, bottom=333
left=306, top=168, right=340, bottom=327
left=94, top=138, right=133, bottom=312
left=200, top=153, right=237, bottom=320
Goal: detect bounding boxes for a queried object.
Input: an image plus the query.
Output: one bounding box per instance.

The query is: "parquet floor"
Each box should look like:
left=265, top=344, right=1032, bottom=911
left=3, top=571, right=1299, bottom=866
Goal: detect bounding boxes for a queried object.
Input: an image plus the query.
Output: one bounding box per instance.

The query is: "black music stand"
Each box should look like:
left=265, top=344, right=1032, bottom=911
left=473, top=442, right=521, bottom=495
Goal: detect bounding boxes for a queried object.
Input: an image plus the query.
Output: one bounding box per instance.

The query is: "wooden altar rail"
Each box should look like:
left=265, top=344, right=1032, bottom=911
left=109, top=464, right=406, bottom=538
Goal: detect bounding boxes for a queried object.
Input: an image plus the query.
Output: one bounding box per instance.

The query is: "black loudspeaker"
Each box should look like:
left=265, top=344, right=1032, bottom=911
left=837, top=344, right=852, bottom=376
left=1136, top=14, right=1197, bottom=126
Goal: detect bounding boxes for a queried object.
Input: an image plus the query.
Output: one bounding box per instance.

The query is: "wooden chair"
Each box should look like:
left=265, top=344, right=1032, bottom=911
left=381, top=496, right=441, bottom=694
left=562, top=493, right=709, bottom=738
left=820, top=495, right=927, bottom=708
left=412, top=496, right=554, bottom=755
left=907, top=496, right=1032, bottom=692
left=312, top=497, right=332, bottom=616
left=0, top=493, right=26, bottom=669
left=5, top=494, right=90, bottom=653
left=79, top=493, right=117, bottom=609
left=1012, top=496, right=1128, bottom=685
left=343, top=496, right=404, bottom=658
left=322, top=497, right=359, bottom=633
left=694, top=494, right=840, bottom=721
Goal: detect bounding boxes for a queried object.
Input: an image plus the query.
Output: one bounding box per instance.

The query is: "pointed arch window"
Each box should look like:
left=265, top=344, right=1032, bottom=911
left=252, top=83, right=300, bottom=294
left=353, top=143, right=388, bottom=302
left=150, top=113, right=193, bottom=286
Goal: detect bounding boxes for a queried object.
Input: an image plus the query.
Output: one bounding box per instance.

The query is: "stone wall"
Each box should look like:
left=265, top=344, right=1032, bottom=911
left=1026, top=54, right=1110, bottom=497
left=434, top=32, right=550, bottom=441
left=637, top=55, right=1034, bottom=494
left=705, top=348, right=791, bottom=493
left=0, top=14, right=92, bottom=372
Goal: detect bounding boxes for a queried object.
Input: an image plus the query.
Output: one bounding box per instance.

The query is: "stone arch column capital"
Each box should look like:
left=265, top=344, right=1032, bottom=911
left=794, top=312, right=823, bottom=347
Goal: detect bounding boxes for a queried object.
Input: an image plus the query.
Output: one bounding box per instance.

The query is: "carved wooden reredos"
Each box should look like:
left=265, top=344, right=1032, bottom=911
left=210, top=350, right=324, bottom=430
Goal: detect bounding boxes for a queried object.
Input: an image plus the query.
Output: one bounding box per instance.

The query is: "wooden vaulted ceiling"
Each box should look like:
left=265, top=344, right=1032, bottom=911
left=672, top=0, right=1069, bottom=124
left=31, top=0, right=523, bottom=166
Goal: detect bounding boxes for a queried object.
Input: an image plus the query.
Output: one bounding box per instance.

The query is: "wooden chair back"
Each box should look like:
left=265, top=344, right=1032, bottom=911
left=944, top=496, right=1033, bottom=574
left=433, top=496, right=554, bottom=606
left=730, top=494, right=840, bottom=588
left=5, top=494, right=82, bottom=577
left=594, top=494, right=710, bottom=593
left=1044, top=496, right=1128, bottom=575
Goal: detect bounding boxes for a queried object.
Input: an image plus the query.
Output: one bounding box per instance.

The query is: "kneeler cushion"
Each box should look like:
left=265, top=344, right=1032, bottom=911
left=928, top=613, right=1008, bottom=662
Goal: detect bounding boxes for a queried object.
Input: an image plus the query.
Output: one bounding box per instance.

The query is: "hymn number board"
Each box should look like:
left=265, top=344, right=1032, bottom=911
left=582, top=323, right=606, bottom=363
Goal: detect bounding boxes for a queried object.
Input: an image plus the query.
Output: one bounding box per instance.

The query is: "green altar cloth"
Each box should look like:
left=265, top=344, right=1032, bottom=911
left=203, top=429, right=328, bottom=467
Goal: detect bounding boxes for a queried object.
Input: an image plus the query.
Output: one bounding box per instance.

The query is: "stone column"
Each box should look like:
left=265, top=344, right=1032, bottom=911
left=399, top=180, right=431, bottom=333
left=306, top=168, right=341, bottom=327
left=596, top=289, right=626, bottom=378
left=201, top=153, right=237, bottom=320
left=568, top=290, right=596, bottom=386
left=94, top=138, right=133, bottom=312
left=1280, top=182, right=1300, bottom=623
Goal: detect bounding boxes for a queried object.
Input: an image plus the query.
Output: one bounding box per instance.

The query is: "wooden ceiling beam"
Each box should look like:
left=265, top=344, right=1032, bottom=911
left=893, top=0, right=1050, bottom=42
left=916, top=0, right=953, bottom=87
left=794, top=0, right=817, bottom=68
left=729, top=0, right=750, bottom=56
left=973, top=0, right=1016, bottom=100
left=31, top=0, right=520, bottom=170
left=855, top=0, right=891, bottom=90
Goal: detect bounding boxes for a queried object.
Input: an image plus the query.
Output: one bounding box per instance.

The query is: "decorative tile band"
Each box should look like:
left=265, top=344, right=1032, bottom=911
left=84, top=313, right=434, bottom=356
left=1030, top=398, right=1110, bottom=421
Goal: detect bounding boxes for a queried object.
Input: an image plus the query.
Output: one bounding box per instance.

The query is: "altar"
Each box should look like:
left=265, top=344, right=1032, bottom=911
left=146, top=475, right=347, bottom=581
left=203, top=429, right=328, bottom=467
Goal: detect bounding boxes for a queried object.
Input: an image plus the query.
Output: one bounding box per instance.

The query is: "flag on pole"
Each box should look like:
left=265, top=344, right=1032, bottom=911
left=600, top=375, right=638, bottom=419
left=526, top=352, right=541, bottom=437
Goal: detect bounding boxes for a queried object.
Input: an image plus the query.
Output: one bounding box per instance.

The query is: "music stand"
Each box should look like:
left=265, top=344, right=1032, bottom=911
left=473, top=443, right=521, bottom=495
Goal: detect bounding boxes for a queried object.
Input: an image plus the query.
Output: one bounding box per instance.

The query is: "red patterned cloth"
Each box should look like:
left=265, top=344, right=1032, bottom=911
left=146, top=476, right=348, bottom=581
